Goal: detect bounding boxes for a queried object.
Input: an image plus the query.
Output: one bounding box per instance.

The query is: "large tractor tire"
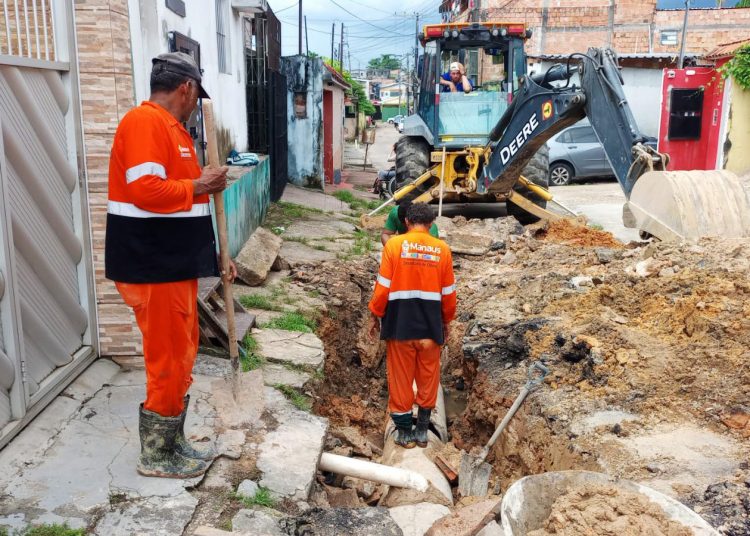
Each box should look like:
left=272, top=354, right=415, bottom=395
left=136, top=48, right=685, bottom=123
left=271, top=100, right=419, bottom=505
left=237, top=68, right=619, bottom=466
left=507, top=144, right=550, bottom=225
left=394, top=136, right=435, bottom=203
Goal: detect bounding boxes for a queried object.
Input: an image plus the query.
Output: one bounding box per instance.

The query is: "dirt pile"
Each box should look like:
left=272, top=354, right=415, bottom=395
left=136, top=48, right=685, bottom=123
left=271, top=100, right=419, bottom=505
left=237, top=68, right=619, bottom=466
left=527, top=483, right=693, bottom=536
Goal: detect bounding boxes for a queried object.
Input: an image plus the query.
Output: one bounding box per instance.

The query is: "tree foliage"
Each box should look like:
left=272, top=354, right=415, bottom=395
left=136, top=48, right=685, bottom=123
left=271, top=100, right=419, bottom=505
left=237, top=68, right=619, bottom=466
left=736, top=0, right=750, bottom=7
left=325, top=59, right=376, bottom=115
left=367, top=54, right=401, bottom=71
left=719, top=43, right=750, bottom=91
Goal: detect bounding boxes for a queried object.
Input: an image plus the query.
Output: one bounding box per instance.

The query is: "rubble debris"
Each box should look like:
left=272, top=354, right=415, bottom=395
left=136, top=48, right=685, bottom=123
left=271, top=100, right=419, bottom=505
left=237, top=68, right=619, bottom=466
left=425, top=497, right=502, bottom=536
left=235, top=227, right=283, bottom=286
left=389, top=503, right=451, bottom=536
left=288, top=507, right=403, bottom=536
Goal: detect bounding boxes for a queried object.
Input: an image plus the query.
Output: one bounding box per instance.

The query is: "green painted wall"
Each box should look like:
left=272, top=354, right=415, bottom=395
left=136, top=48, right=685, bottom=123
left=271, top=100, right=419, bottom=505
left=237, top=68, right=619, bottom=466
left=211, top=157, right=271, bottom=258
left=381, top=105, right=406, bottom=121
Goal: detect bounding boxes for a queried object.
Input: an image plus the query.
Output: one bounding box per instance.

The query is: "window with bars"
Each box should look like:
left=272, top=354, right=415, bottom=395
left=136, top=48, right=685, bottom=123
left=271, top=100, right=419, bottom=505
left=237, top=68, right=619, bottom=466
left=215, top=0, right=230, bottom=74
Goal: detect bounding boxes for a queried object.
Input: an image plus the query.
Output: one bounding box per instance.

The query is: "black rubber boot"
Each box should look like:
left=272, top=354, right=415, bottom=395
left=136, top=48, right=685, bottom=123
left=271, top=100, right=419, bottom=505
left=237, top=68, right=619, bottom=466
left=391, top=412, right=416, bottom=449
left=415, top=407, right=432, bottom=448
left=137, top=404, right=209, bottom=478
left=176, top=395, right=216, bottom=461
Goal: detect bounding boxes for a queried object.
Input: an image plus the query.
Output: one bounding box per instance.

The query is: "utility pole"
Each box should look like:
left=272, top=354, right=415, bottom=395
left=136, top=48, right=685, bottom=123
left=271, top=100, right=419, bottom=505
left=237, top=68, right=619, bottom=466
left=414, top=13, right=419, bottom=110
left=298, top=0, right=303, bottom=55
left=304, top=15, right=309, bottom=56
left=339, top=23, right=344, bottom=74
left=678, top=0, right=690, bottom=69
left=406, top=54, right=410, bottom=114
left=331, top=23, right=335, bottom=65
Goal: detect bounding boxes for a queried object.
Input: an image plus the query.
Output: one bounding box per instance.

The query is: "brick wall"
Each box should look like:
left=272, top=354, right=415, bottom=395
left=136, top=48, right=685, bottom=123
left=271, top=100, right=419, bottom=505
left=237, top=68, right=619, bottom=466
left=478, top=0, right=750, bottom=57
left=75, top=0, right=141, bottom=361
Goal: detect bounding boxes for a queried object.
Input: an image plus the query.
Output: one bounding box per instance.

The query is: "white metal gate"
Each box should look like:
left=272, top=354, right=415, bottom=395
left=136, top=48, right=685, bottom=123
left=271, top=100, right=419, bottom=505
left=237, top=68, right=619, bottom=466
left=0, top=0, right=97, bottom=448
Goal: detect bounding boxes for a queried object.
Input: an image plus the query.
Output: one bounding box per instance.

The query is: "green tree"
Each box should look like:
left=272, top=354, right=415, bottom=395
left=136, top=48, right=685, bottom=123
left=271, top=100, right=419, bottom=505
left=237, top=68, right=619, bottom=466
left=325, top=59, right=376, bottom=115
left=737, top=0, right=750, bottom=7
left=367, top=54, right=401, bottom=71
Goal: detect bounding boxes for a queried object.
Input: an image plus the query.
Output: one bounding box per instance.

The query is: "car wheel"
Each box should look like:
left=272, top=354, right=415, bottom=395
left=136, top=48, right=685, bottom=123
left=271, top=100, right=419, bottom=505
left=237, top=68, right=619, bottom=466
left=549, top=163, right=573, bottom=186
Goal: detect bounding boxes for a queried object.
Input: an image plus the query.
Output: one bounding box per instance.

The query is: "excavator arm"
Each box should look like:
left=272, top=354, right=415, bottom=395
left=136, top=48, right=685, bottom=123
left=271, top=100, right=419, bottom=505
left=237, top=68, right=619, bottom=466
left=482, top=47, right=750, bottom=242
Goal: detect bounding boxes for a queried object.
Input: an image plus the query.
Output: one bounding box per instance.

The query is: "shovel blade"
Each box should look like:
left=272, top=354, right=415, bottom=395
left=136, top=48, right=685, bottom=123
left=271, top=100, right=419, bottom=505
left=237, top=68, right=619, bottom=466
left=458, top=451, right=492, bottom=497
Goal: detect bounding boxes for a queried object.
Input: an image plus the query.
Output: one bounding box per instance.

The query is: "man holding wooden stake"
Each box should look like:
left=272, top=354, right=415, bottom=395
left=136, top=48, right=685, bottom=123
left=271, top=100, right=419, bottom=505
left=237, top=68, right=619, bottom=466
left=105, top=52, right=235, bottom=478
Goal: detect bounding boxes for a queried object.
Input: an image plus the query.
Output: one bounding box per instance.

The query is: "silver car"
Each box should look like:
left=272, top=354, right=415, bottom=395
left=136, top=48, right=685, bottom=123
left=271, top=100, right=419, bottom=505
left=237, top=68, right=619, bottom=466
left=548, top=122, right=657, bottom=185
left=548, top=122, right=612, bottom=186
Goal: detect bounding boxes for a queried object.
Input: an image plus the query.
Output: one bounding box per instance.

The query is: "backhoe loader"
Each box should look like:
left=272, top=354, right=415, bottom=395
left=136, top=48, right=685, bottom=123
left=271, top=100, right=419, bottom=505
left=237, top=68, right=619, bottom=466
left=391, top=21, right=750, bottom=242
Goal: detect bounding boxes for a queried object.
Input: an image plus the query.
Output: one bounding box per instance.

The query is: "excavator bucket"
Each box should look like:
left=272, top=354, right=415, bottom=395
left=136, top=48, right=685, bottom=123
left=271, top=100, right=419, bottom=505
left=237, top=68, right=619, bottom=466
left=623, top=170, right=750, bottom=243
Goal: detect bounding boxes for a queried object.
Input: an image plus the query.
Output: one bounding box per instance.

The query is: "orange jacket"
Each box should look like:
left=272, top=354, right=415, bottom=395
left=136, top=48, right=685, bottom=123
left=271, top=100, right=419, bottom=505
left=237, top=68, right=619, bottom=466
left=369, top=229, right=456, bottom=344
left=105, top=101, right=218, bottom=283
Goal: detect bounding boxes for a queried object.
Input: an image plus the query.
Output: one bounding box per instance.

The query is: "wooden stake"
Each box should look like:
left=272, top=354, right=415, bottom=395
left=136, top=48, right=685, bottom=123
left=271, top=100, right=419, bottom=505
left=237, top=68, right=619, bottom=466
left=202, top=101, right=240, bottom=400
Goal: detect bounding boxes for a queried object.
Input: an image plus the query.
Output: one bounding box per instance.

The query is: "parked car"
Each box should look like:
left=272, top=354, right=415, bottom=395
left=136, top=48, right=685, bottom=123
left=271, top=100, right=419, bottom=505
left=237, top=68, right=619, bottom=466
left=548, top=122, right=657, bottom=186
left=388, top=115, right=404, bottom=124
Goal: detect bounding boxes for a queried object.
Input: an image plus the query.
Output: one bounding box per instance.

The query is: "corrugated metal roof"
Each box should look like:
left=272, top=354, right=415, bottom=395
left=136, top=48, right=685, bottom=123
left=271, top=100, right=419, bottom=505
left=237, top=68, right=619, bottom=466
left=704, top=39, right=750, bottom=60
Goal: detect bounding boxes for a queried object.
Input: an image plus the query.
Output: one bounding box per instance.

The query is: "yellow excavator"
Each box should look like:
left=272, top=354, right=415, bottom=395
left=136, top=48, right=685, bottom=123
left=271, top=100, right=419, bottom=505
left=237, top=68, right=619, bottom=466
left=378, top=22, right=750, bottom=242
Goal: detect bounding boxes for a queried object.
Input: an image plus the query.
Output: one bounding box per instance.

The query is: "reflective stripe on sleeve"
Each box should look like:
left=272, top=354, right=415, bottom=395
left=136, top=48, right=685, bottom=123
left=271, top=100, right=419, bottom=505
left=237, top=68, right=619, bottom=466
left=377, top=275, right=392, bottom=288
left=125, top=162, right=167, bottom=184
left=108, top=201, right=210, bottom=218
left=442, top=284, right=456, bottom=295
left=388, top=290, right=441, bottom=302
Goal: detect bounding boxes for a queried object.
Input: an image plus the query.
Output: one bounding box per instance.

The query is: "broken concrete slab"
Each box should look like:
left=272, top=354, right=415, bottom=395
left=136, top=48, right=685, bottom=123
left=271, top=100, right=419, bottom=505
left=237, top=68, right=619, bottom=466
left=256, top=387, right=328, bottom=500
left=289, top=507, right=403, bottom=536
left=389, top=503, right=451, bottom=536
left=444, top=231, right=494, bottom=256
left=62, top=358, right=121, bottom=401
left=425, top=497, right=502, bottom=536
left=235, top=227, right=283, bottom=286
left=94, top=492, right=198, bottom=536
left=280, top=240, right=338, bottom=266
left=262, top=362, right=312, bottom=389
left=285, top=213, right=356, bottom=241
left=255, top=329, right=325, bottom=371
left=232, top=508, right=285, bottom=536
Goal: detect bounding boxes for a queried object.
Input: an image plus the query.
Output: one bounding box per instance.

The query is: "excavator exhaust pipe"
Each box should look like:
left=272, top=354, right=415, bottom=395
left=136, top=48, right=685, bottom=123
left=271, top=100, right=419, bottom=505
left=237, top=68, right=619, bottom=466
left=624, top=170, right=750, bottom=243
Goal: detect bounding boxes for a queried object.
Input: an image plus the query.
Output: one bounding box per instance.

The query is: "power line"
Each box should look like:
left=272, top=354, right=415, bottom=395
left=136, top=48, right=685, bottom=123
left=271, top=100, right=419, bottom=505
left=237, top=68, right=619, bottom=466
left=275, top=1, right=299, bottom=14
left=327, top=0, right=409, bottom=35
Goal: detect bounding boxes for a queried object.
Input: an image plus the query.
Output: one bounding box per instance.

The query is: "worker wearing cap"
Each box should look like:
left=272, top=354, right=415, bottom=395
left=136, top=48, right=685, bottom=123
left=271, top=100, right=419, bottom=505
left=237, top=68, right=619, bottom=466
left=440, top=62, right=472, bottom=93
left=368, top=203, right=457, bottom=449
left=106, top=52, right=236, bottom=479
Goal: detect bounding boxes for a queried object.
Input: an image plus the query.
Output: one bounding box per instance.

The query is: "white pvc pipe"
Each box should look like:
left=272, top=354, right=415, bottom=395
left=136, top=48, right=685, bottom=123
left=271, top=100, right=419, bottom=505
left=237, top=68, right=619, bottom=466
left=319, top=452, right=429, bottom=493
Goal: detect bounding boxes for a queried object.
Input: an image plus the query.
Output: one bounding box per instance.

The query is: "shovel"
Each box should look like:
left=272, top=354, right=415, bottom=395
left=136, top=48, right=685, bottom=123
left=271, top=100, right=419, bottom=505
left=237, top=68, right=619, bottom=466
left=458, top=361, right=549, bottom=497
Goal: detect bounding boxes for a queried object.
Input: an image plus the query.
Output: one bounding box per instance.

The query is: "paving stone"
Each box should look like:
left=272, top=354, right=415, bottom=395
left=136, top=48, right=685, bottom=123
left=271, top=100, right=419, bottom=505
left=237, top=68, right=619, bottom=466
left=389, top=502, right=451, bottom=536
left=94, top=492, right=198, bottom=536
left=280, top=240, right=338, bottom=266
left=237, top=479, right=260, bottom=497
left=257, top=388, right=328, bottom=500
left=235, top=227, right=283, bottom=286
left=255, top=329, right=325, bottom=370
left=425, top=497, right=502, bottom=536
left=232, top=509, right=285, bottom=536
left=289, top=507, right=403, bottom=536
left=262, top=363, right=312, bottom=389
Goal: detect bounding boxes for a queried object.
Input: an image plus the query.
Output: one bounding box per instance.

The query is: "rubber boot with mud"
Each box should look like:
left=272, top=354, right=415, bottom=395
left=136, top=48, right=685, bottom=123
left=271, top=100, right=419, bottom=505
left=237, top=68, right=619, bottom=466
left=414, top=407, right=431, bottom=448
left=392, top=412, right=416, bottom=449
left=138, top=404, right=209, bottom=478
left=176, top=395, right=216, bottom=461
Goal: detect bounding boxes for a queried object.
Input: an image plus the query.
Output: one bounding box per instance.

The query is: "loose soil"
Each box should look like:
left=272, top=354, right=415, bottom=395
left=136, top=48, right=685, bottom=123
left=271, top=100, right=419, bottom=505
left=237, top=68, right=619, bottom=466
left=290, top=213, right=750, bottom=534
left=527, top=483, right=693, bottom=536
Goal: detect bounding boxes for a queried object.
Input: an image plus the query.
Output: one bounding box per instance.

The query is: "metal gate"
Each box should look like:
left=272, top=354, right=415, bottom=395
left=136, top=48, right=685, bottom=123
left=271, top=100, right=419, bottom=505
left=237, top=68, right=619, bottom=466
left=0, top=1, right=97, bottom=449
left=269, top=70, right=287, bottom=202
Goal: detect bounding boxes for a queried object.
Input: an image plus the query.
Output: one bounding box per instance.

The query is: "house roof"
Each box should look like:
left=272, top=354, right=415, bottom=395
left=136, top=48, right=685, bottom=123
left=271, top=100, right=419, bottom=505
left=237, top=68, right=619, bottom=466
left=530, top=52, right=697, bottom=62
left=704, top=39, right=750, bottom=60
left=323, top=64, right=351, bottom=91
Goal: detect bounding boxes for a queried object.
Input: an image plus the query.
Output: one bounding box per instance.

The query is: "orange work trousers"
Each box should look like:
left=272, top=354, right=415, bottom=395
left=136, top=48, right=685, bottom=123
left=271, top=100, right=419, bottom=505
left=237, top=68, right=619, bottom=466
left=386, top=339, right=441, bottom=414
left=116, top=280, right=199, bottom=417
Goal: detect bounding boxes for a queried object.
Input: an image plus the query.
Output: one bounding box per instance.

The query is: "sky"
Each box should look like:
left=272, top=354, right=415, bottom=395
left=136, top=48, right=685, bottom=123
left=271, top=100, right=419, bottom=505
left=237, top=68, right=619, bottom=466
left=265, top=0, right=442, bottom=70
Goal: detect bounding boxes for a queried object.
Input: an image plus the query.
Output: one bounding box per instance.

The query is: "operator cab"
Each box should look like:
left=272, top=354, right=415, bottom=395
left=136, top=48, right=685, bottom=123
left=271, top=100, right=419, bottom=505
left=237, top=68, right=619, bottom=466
left=417, top=22, right=531, bottom=149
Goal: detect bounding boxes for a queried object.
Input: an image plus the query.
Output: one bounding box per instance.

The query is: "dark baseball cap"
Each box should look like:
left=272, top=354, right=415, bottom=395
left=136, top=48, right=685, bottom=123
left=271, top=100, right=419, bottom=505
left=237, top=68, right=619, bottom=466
left=151, top=52, right=210, bottom=99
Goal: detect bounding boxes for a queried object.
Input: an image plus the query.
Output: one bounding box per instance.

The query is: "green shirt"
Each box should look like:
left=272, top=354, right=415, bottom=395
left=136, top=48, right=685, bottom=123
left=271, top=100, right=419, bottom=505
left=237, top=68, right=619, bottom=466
left=384, top=206, right=439, bottom=237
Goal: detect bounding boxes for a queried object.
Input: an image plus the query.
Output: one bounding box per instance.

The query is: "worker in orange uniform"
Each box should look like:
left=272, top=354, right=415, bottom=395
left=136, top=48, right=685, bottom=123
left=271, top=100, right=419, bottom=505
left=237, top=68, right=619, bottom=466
left=106, top=52, right=236, bottom=479
left=368, top=203, right=457, bottom=448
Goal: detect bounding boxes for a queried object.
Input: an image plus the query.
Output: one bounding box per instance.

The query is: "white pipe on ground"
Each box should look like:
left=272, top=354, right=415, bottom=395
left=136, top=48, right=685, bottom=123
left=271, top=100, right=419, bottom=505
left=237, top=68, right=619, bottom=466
left=319, top=452, right=429, bottom=493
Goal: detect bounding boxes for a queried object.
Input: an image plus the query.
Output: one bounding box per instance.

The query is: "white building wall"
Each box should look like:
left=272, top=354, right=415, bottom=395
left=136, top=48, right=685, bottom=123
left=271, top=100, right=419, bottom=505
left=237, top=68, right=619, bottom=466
left=537, top=61, right=663, bottom=137
left=127, top=0, right=248, bottom=150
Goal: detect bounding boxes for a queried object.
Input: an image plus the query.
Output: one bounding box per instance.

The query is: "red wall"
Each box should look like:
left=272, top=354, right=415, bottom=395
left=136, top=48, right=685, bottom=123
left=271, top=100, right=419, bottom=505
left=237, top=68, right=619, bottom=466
left=658, top=67, right=725, bottom=171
